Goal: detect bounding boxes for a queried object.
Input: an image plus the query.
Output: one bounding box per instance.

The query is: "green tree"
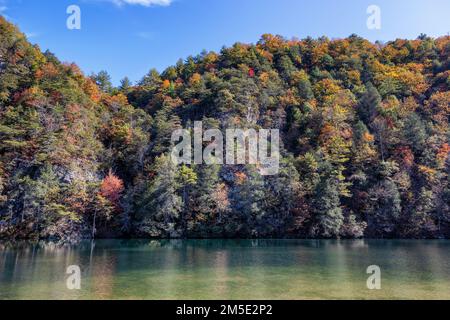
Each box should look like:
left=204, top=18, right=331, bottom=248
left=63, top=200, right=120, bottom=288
left=311, top=163, right=344, bottom=238
left=135, top=154, right=182, bottom=238
left=119, top=77, right=133, bottom=93
left=358, top=82, right=381, bottom=125
left=91, top=70, right=113, bottom=93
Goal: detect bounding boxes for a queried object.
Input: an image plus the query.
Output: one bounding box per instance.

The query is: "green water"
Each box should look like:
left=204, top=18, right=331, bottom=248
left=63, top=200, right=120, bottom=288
left=0, top=239, right=449, bottom=300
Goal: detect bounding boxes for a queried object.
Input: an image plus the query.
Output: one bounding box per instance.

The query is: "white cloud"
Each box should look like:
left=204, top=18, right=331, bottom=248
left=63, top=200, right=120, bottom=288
left=136, top=31, right=154, bottom=40
left=111, top=0, right=172, bottom=6
left=25, top=32, right=39, bottom=39
left=0, top=5, right=10, bottom=20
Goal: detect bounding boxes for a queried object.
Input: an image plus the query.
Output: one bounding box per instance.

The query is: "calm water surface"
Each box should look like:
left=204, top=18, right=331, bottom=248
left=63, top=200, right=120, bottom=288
left=0, top=239, right=449, bottom=300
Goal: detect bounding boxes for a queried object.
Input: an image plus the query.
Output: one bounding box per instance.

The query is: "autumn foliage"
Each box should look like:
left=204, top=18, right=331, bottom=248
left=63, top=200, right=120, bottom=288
left=1, top=14, right=449, bottom=240
left=99, top=171, right=125, bottom=211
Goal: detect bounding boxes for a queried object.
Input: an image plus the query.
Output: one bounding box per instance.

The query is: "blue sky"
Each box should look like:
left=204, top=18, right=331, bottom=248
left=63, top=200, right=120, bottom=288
left=1, top=0, right=449, bottom=85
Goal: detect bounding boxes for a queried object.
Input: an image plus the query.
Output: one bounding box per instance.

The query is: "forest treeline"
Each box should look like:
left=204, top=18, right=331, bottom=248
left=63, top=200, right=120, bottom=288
left=1, top=16, right=449, bottom=240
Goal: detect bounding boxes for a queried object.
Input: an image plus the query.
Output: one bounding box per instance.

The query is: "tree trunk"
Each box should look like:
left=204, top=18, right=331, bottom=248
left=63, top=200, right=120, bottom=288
left=92, top=210, right=97, bottom=239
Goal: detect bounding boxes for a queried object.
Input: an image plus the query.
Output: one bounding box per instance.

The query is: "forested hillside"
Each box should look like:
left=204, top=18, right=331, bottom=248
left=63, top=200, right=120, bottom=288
left=1, top=16, right=449, bottom=240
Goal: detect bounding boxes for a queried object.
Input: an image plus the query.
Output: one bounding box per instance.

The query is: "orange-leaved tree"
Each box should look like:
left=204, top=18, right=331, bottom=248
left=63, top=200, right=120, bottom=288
left=100, top=170, right=125, bottom=211
left=92, top=170, right=125, bottom=238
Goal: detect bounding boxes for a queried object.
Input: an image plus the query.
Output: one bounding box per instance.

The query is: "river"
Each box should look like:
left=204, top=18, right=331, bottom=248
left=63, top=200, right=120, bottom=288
left=0, top=239, right=449, bottom=299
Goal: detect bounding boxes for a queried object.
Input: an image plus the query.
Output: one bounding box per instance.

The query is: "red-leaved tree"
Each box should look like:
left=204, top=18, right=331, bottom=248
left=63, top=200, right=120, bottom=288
left=100, top=170, right=125, bottom=211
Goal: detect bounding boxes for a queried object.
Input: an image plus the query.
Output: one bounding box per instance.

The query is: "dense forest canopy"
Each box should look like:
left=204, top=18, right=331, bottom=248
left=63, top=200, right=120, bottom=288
left=0, top=16, right=449, bottom=240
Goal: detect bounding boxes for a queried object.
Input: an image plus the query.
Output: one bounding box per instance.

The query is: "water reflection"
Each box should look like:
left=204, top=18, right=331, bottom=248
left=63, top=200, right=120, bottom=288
left=0, top=240, right=449, bottom=299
